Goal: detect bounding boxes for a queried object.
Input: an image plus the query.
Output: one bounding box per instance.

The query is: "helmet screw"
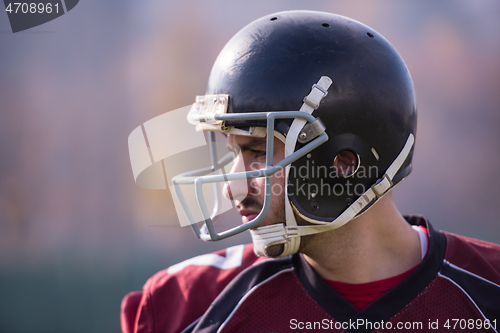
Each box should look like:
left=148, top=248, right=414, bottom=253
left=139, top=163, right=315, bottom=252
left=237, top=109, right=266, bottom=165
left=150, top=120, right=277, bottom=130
left=299, top=132, right=307, bottom=140
left=310, top=202, right=319, bottom=211
left=346, top=198, right=353, bottom=206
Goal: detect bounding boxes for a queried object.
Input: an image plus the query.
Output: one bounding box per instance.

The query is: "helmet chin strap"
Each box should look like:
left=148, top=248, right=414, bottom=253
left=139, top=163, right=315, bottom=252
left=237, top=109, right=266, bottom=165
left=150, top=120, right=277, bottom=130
left=250, top=133, right=414, bottom=258
left=251, top=76, right=332, bottom=257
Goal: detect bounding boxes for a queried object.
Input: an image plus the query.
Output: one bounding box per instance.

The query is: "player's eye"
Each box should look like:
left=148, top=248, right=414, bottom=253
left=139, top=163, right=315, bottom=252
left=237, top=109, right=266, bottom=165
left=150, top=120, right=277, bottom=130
left=251, top=150, right=266, bottom=158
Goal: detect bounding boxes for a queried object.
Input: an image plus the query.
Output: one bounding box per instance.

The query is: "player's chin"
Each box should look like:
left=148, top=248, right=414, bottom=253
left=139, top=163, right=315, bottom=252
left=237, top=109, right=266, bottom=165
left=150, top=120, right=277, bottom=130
left=249, top=220, right=285, bottom=231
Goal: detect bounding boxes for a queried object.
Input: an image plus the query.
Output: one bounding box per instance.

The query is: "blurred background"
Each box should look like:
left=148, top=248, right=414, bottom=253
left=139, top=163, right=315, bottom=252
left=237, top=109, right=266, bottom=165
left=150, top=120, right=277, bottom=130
left=1, top=1, right=499, bottom=332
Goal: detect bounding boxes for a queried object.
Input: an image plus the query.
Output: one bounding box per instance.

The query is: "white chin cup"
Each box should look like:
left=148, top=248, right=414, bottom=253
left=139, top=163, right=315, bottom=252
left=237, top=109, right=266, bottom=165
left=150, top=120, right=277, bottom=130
left=250, top=224, right=301, bottom=258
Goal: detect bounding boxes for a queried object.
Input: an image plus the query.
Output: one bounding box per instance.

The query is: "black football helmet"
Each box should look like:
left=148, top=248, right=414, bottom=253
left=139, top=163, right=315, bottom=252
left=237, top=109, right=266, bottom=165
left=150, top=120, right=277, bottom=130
left=129, top=10, right=417, bottom=258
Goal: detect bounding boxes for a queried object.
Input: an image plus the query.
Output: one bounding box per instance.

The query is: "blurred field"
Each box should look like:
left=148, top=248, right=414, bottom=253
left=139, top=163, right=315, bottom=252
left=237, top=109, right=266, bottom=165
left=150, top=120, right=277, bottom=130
left=1, top=1, right=499, bottom=332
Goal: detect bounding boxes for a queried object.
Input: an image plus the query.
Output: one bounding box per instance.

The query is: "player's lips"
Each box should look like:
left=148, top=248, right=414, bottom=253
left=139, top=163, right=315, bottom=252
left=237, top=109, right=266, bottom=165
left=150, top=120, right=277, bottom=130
left=238, top=209, right=260, bottom=224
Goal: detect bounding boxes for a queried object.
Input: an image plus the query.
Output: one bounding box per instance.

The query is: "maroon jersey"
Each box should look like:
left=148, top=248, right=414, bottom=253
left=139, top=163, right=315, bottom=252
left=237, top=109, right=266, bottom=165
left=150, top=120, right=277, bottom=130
left=121, top=216, right=500, bottom=333
left=121, top=244, right=266, bottom=333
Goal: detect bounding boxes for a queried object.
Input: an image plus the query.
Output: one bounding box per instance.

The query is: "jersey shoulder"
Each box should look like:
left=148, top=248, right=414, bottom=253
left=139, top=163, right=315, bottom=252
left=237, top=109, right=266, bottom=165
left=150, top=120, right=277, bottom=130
left=121, top=244, right=263, bottom=333
left=443, top=231, right=500, bottom=284
left=440, top=231, right=500, bottom=322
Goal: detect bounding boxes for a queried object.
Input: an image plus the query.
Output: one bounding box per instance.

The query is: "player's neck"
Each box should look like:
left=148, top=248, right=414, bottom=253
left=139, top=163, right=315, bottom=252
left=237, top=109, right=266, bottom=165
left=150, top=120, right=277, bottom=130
left=301, top=192, right=422, bottom=284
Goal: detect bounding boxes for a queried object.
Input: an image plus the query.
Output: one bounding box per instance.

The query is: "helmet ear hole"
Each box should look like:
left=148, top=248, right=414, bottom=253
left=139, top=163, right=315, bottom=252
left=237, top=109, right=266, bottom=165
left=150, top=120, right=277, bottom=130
left=333, top=150, right=359, bottom=178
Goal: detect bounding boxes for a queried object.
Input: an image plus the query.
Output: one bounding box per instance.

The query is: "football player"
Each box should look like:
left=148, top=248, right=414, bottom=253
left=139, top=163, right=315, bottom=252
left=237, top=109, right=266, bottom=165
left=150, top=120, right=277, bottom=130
left=123, top=11, right=500, bottom=333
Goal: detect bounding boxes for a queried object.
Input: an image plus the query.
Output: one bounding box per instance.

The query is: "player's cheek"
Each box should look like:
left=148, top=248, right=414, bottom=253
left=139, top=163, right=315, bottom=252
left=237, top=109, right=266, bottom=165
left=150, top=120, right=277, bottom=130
left=246, top=177, right=263, bottom=198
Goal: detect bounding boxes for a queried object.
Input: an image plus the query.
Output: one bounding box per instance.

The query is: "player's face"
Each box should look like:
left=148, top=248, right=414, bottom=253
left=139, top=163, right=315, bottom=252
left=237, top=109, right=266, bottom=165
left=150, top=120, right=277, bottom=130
left=223, top=134, right=286, bottom=228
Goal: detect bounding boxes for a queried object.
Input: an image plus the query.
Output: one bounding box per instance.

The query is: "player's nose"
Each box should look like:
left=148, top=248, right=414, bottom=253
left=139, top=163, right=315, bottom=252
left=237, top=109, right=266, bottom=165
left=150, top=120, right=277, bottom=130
left=222, top=153, right=249, bottom=203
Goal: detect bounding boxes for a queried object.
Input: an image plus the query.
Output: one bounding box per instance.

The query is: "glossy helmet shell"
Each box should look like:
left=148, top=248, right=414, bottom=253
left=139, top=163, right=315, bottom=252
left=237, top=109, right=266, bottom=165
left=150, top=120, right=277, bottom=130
left=206, top=10, right=417, bottom=222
